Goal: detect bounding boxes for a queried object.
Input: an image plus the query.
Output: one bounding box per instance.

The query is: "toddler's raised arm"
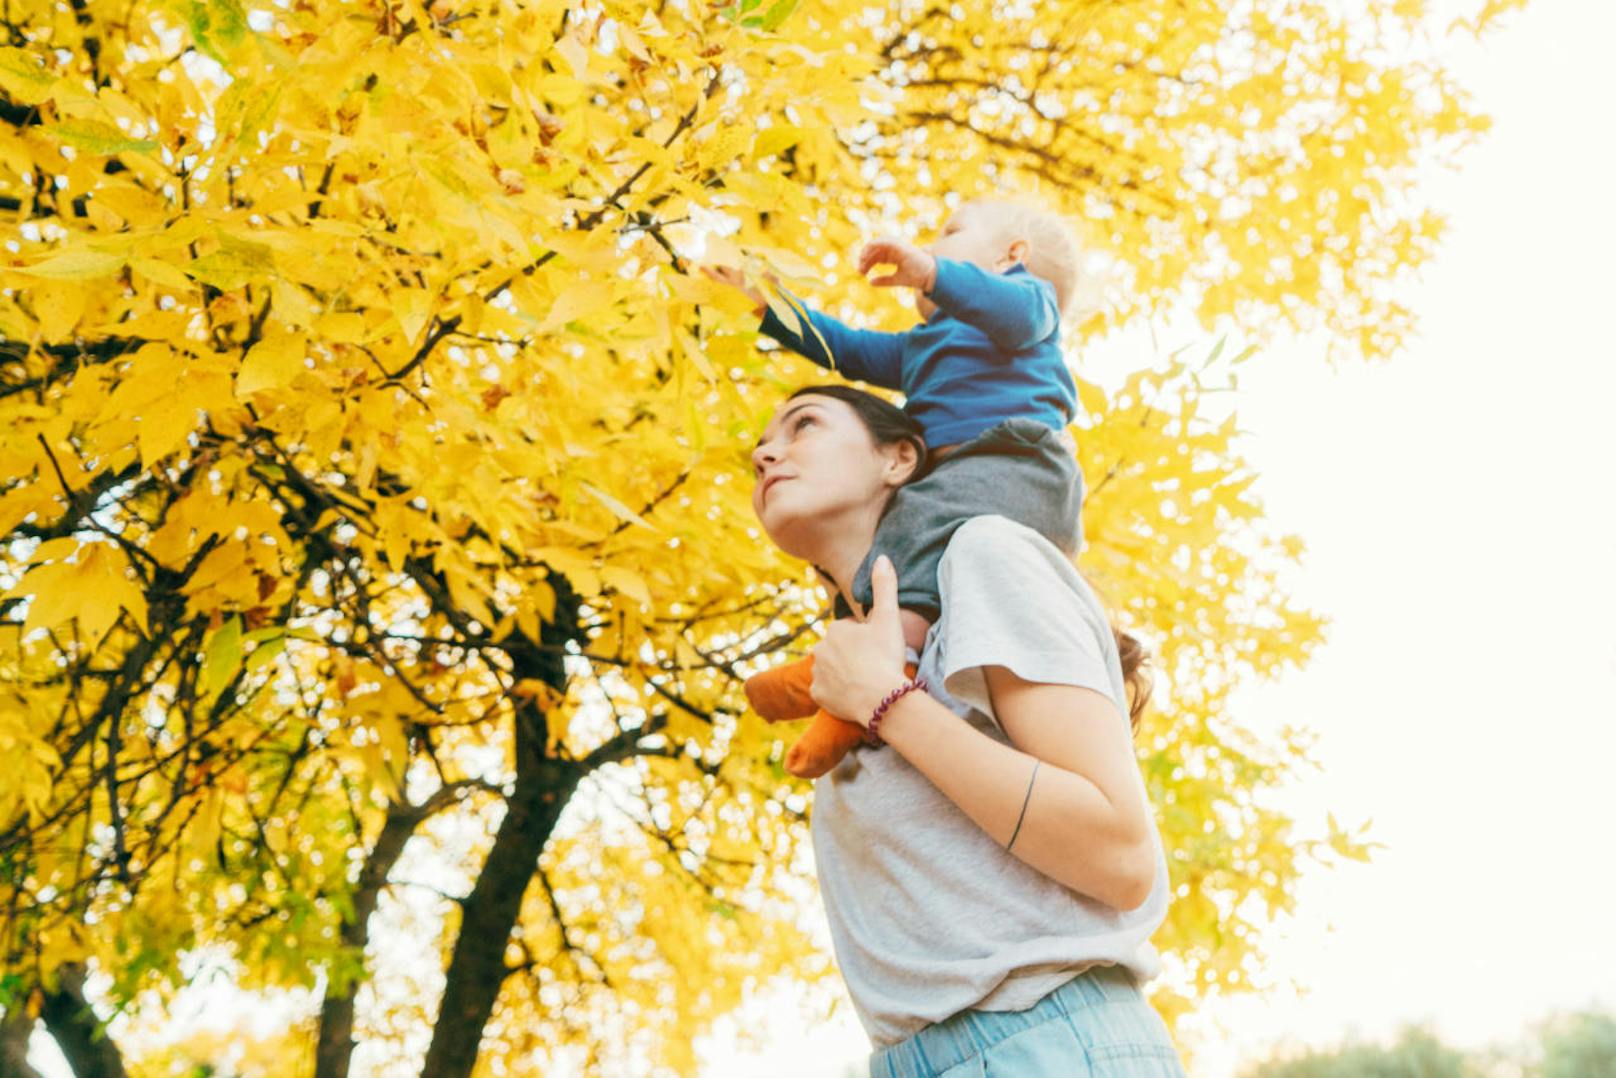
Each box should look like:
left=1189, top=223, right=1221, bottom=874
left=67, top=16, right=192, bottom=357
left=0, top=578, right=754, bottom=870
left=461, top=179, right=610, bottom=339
left=755, top=285, right=906, bottom=391
left=923, top=257, right=1060, bottom=353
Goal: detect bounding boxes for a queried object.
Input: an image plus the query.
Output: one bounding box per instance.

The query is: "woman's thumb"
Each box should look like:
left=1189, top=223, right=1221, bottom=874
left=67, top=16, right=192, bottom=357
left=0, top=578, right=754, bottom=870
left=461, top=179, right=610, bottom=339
left=871, top=555, right=899, bottom=612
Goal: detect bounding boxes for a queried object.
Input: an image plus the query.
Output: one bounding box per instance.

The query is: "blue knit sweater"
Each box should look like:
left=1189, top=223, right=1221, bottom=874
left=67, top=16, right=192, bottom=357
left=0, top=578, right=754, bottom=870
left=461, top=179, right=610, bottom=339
left=756, top=257, right=1076, bottom=447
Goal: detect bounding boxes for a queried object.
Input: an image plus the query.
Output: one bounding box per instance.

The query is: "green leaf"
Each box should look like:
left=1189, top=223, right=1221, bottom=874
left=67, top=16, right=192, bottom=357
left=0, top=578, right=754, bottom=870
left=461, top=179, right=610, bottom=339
left=759, top=0, right=799, bottom=31
left=45, top=119, right=158, bottom=156
left=244, top=634, right=286, bottom=673
left=187, top=0, right=249, bottom=68
left=188, top=233, right=276, bottom=291
left=0, top=47, right=57, bottom=106
left=203, top=615, right=243, bottom=696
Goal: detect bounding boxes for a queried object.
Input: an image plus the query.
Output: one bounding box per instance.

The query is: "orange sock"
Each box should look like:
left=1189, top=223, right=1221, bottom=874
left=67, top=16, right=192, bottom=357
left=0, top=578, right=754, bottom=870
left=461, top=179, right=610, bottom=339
left=745, top=654, right=924, bottom=778
left=743, top=654, right=819, bottom=723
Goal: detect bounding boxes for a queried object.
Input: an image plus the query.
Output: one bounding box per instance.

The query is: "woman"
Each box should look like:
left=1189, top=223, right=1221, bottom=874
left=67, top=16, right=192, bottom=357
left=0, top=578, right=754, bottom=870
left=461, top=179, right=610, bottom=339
left=749, top=383, right=1187, bottom=1076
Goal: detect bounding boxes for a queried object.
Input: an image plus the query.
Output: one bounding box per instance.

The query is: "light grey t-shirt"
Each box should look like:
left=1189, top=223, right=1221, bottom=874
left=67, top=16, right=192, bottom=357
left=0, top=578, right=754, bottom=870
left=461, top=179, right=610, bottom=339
left=809, top=514, right=1173, bottom=1051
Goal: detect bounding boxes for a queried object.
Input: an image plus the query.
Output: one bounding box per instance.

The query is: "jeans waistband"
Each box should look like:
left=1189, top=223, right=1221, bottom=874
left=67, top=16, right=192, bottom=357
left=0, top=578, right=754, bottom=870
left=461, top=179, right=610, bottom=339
left=870, top=964, right=1142, bottom=1076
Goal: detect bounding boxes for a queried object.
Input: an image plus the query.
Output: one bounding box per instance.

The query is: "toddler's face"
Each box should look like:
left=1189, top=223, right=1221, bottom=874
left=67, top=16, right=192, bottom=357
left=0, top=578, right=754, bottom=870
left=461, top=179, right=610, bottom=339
left=916, top=204, right=1020, bottom=318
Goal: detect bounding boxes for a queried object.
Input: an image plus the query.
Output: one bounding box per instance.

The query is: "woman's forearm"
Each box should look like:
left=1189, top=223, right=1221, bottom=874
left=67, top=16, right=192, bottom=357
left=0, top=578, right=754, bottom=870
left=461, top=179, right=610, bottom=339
left=875, top=690, right=1154, bottom=911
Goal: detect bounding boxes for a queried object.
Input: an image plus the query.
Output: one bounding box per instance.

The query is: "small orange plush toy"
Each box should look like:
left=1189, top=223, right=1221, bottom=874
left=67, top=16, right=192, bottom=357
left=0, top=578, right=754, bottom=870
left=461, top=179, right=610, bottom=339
left=746, top=653, right=919, bottom=779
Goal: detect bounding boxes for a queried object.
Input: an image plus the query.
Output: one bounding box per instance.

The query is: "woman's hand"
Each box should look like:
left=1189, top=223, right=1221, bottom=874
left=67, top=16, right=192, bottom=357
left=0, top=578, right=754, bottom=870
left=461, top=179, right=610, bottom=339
left=857, top=238, right=938, bottom=293
left=811, top=555, right=912, bottom=725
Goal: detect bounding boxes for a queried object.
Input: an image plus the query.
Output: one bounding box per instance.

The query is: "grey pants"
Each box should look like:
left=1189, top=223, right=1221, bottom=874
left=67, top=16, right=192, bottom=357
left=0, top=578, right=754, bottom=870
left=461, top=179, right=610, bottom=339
left=827, top=417, right=1084, bottom=623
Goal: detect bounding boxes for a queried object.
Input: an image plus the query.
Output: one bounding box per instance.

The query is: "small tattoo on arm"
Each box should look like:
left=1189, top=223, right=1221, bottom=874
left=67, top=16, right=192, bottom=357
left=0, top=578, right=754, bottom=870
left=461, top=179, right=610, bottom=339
left=1005, top=760, right=1039, bottom=851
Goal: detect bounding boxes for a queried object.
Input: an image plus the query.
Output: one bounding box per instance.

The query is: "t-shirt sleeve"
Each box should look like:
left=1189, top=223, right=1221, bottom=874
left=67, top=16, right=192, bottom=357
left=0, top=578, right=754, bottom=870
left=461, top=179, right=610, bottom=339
left=933, top=515, right=1119, bottom=733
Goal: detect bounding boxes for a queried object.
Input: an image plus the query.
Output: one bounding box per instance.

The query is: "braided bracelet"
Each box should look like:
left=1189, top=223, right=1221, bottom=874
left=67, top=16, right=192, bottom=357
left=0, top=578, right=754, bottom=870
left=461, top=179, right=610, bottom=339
left=864, top=676, right=929, bottom=747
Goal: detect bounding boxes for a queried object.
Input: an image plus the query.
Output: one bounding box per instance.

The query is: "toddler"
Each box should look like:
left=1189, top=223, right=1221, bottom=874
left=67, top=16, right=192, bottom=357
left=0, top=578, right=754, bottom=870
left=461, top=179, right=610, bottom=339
left=703, top=196, right=1086, bottom=777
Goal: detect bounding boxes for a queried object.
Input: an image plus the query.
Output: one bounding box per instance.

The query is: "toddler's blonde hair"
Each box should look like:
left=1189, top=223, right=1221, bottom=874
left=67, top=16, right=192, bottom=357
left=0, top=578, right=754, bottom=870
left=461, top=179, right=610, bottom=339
left=962, top=195, right=1086, bottom=318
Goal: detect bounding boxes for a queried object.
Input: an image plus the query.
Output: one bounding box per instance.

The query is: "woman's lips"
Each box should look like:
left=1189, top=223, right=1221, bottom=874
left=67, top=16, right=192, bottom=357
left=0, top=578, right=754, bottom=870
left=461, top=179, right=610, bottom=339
left=762, top=475, right=791, bottom=501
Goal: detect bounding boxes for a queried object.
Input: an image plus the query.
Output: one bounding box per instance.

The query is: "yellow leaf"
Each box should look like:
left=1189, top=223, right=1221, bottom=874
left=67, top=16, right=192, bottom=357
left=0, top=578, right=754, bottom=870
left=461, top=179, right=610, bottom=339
left=236, top=331, right=307, bottom=397
left=578, top=480, right=654, bottom=531
left=753, top=123, right=802, bottom=159
left=601, top=566, right=651, bottom=607
left=394, top=286, right=435, bottom=345
left=130, top=256, right=197, bottom=293
left=1076, top=377, right=1108, bottom=418
left=512, top=678, right=565, bottom=707
left=555, top=32, right=589, bottom=79
left=537, top=280, right=612, bottom=335
left=617, top=23, right=652, bottom=62
left=749, top=243, right=818, bottom=281
left=30, top=278, right=85, bottom=342
left=7, top=542, right=146, bottom=648
left=13, top=248, right=125, bottom=280
left=187, top=787, right=225, bottom=863
left=138, top=396, right=198, bottom=470
left=204, top=615, right=244, bottom=696
left=183, top=542, right=248, bottom=597
left=760, top=285, right=803, bottom=338
left=45, top=118, right=158, bottom=156
left=313, top=311, right=367, bottom=343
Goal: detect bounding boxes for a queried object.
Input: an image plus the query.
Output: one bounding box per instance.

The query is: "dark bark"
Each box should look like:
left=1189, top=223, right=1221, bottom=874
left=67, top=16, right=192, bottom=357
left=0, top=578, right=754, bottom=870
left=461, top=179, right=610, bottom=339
left=1, top=1005, right=46, bottom=1078
left=417, top=629, right=580, bottom=1078
left=313, top=799, right=430, bottom=1078
left=37, top=963, right=127, bottom=1078
left=314, top=780, right=495, bottom=1078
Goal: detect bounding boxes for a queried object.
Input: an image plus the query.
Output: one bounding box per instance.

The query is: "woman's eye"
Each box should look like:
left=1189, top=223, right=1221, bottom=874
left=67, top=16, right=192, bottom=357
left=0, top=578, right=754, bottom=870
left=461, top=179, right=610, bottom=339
left=794, top=416, right=814, bottom=432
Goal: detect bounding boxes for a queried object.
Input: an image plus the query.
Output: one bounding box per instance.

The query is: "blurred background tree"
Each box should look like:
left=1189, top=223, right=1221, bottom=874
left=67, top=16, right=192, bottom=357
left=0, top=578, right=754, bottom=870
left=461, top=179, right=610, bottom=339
left=1239, top=1008, right=1616, bottom=1078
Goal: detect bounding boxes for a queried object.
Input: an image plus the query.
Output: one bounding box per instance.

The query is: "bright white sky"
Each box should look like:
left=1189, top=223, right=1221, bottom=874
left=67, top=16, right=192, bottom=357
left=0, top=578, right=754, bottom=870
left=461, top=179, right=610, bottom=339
left=699, top=1, right=1616, bottom=1074
left=30, top=3, right=1615, bottom=1075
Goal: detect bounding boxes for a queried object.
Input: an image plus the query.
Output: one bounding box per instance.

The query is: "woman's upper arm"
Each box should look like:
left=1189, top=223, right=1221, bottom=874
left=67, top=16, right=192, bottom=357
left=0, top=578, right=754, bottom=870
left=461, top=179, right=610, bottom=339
left=981, top=662, right=1153, bottom=852
left=937, top=516, right=1154, bottom=842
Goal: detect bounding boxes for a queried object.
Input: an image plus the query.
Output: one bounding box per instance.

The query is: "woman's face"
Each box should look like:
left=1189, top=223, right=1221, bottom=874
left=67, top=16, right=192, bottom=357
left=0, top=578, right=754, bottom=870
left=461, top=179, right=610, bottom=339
left=749, top=394, right=915, bottom=558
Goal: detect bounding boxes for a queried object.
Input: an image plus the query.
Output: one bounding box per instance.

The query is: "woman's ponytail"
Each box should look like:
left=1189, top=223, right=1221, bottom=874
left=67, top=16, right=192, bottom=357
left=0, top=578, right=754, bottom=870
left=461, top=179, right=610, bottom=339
left=1110, top=625, right=1153, bottom=734
left=1077, top=568, right=1154, bottom=735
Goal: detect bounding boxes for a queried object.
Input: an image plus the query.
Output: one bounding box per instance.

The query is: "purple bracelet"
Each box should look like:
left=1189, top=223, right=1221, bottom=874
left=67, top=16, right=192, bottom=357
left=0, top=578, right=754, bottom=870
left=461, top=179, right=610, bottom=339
left=864, top=677, right=929, bottom=747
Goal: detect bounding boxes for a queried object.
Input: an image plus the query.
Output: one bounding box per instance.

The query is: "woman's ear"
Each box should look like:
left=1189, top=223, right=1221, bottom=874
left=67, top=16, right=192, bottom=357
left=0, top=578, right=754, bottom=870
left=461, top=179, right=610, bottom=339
left=884, top=439, right=921, bottom=485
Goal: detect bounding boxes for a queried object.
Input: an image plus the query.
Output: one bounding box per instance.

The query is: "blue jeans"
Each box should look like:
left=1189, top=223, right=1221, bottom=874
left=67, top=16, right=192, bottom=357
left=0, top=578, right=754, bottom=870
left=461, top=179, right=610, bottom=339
left=869, top=965, right=1187, bottom=1077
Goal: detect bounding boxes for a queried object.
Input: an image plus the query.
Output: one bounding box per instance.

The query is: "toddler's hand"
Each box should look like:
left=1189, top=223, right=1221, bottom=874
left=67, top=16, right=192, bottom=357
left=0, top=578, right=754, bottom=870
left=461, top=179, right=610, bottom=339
left=699, top=263, right=777, bottom=315
left=858, top=237, right=938, bottom=293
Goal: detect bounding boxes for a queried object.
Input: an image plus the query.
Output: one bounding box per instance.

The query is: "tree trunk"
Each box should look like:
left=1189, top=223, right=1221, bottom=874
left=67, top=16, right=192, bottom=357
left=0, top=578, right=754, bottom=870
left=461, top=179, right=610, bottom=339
left=314, top=797, right=435, bottom=1078
left=37, top=963, right=127, bottom=1078
left=1, top=1005, right=46, bottom=1078
left=416, top=745, right=578, bottom=1077
left=418, top=620, right=579, bottom=1078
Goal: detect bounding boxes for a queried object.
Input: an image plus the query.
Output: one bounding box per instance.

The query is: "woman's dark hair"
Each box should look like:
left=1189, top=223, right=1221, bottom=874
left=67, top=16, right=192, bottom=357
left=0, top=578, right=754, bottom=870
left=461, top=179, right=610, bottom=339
left=790, top=382, right=1156, bottom=733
